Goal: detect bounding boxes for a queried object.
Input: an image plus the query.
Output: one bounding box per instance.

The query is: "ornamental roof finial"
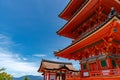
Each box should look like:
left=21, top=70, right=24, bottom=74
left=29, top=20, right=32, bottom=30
left=108, top=7, right=118, bottom=18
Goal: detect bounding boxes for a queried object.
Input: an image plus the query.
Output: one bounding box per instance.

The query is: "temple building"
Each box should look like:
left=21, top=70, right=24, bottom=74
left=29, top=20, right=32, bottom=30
left=38, top=59, right=79, bottom=80
left=55, top=0, right=120, bottom=80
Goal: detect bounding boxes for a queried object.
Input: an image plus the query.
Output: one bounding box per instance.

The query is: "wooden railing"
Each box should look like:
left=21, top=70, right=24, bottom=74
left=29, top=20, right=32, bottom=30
left=66, top=68, right=120, bottom=80
left=66, top=73, right=81, bottom=80
left=81, top=68, right=120, bottom=77
left=102, top=68, right=120, bottom=76
left=67, top=77, right=81, bottom=80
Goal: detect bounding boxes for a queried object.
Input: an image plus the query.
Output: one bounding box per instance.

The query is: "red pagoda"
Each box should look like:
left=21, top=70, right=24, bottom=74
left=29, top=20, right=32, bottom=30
left=55, top=0, right=120, bottom=80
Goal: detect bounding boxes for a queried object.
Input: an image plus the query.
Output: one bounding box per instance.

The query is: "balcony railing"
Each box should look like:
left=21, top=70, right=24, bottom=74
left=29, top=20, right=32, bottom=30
left=82, top=68, right=120, bottom=77
left=66, top=68, right=120, bottom=80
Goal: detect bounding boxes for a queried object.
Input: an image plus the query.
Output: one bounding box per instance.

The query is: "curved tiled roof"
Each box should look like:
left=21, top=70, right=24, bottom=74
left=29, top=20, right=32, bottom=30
left=38, top=59, right=78, bottom=72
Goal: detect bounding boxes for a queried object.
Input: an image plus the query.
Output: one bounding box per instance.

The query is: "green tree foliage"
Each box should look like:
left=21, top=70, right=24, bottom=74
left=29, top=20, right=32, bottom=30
left=0, top=68, right=6, bottom=72
left=24, top=76, right=30, bottom=80
left=0, top=68, right=13, bottom=80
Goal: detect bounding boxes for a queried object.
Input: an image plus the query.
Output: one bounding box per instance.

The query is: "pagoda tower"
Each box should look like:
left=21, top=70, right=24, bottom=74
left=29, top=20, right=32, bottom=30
left=55, top=0, right=120, bottom=80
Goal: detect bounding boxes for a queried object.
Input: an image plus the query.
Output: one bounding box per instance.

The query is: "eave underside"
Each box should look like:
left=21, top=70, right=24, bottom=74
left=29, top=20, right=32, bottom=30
left=58, top=0, right=98, bottom=39
left=59, top=0, right=86, bottom=20
left=58, top=0, right=120, bottom=39
left=55, top=16, right=120, bottom=60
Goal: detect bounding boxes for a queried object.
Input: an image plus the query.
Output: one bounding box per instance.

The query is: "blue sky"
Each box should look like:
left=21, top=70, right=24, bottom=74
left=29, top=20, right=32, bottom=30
left=0, top=0, right=79, bottom=77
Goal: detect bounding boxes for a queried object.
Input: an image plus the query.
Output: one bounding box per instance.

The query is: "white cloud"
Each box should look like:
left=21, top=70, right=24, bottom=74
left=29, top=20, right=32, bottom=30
left=0, top=34, right=41, bottom=77
left=33, top=54, right=46, bottom=57
left=0, top=48, right=41, bottom=77
left=22, top=58, right=28, bottom=61
left=0, top=34, right=13, bottom=47
left=0, top=34, right=79, bottom=78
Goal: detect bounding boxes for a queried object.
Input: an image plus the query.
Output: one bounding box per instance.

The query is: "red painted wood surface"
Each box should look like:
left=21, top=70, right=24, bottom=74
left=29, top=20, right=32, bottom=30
left=67, top=77, right=120, bottom=80
left=58, top=0, right=120, bottom=39
left=56, top=18, right=120, bottom=60
left=59, top=0, right=85, bottom=20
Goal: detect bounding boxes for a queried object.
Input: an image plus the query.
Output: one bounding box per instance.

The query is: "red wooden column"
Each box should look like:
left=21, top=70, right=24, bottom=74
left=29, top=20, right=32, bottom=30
left=55, top=73, right=57, bottom=80
left=48, top=72, right=50, bottom=80
left=106, top=57, right=112, bottom=69
left=52, top=72, right=56, bottom=80
left=44, top=72, right=45, bottom=80
left=59, top=71, right=61, bottom=80
left=86, top=61, right=90, bottom=77
left=117, top=67, right=120, bottom=75
left=96, top=59, right=102, bottom=76
left=79, top=61, right=83, bottom=77
left=64, top=71, right=66, bottom=80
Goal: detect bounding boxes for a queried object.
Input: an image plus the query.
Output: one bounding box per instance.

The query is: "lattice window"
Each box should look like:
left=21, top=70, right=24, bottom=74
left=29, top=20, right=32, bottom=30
left=101, top=60, right=107, bottom=67
left=112, top=60, right=116, bottom=67
left=83, top=64, right=87, bottom=69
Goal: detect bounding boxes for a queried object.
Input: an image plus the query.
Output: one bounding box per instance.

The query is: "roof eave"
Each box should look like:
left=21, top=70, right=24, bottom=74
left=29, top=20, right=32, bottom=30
left=57, top=0, right=92, bottom=37
left=55, top=15, right=120, bottom=59
left=59, top=0, right=73, bottom=20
